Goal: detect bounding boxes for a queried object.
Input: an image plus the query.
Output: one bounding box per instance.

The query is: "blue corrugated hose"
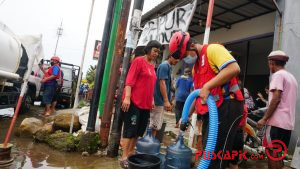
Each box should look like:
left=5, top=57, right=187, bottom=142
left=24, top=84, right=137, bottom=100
left=181, top=89, right=218, bottom=169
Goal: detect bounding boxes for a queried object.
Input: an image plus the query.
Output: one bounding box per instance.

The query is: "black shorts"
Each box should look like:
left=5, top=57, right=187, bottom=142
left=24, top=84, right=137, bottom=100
left=264, top=125, right=291, bottom=156
left=201, top=99, right=243, bottom=169
left=122, top=103, right=150, bottom=138
left=175, top=101, right=185, bottom=124
left=230, top=128, right=244, bottom=165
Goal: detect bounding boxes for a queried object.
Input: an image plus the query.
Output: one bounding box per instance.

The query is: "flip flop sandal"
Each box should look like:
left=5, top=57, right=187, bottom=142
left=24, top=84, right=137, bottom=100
left=119, top=159, right=129, bottom=169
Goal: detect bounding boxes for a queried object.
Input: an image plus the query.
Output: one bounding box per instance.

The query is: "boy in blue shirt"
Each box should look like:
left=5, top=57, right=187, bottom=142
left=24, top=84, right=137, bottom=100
left=174, top=68, right=193, bottom=127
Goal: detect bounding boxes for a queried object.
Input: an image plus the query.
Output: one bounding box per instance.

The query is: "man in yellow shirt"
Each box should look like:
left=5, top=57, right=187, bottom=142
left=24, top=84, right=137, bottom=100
left=169, top=31, right=244, bottom=169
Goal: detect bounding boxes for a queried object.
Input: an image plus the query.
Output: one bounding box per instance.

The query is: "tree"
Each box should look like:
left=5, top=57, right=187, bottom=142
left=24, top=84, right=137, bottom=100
left=86, top=65, right=96, bottom=86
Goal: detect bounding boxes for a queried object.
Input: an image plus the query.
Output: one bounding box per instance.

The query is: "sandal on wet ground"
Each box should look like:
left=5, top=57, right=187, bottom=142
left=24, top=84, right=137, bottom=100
left=119, top=159, right=129, bottom=169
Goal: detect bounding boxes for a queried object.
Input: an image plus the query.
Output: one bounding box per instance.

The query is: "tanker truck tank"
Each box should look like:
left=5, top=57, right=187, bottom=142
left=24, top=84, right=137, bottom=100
left=0, top=22, right=44, bottom=114
left=0, top=22, right=23, bottom=80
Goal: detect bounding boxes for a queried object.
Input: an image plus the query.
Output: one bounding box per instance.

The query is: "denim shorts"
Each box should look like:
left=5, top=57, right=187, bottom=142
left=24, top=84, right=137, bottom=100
left=43, top=85, right=55, bottom=105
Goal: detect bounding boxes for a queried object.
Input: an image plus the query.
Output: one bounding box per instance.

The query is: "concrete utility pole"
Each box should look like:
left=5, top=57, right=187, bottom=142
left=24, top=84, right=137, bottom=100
left=54, top=21, right=63, bottom=56
left=69, top=0, right=95, bottom=133
left=107, top=0, right=145, bottom=157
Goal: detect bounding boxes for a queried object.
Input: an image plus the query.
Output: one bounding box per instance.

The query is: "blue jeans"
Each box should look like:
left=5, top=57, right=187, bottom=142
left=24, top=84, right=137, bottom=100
left=43, top=85, right=55, bottom=105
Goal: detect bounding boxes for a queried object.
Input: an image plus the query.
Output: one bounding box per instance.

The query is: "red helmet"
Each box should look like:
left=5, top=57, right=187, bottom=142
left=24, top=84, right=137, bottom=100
left=169, top=31, right=190, bottom=59
left=51, top=56, right=61, bottom=62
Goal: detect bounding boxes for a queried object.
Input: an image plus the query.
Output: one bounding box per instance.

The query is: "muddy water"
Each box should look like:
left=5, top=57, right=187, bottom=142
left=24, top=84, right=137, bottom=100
left=0, top=107, right=290, bottom=169
left=6, top=138, right=121, bottom=169
left=0, top=107, right=121, bottom=169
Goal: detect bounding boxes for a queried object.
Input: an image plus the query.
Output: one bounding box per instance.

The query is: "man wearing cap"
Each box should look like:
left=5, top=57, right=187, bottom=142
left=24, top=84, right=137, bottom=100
left=39, top=56, right=61, bottom=116
left=257, top=50, right=298, bottom=169
left=169, top=31, right=244, bottom=168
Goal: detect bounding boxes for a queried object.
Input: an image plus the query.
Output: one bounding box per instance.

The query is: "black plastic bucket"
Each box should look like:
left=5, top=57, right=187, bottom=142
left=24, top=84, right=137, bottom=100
left=128, top=154, right=161, bottom=169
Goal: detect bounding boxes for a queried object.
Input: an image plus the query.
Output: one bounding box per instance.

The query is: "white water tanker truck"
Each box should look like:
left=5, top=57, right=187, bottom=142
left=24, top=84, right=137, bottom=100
left=0, top=22, right=44, bottom=114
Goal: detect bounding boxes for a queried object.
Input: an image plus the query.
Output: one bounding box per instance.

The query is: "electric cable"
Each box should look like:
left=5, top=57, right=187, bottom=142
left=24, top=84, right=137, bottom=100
left=219, top=114, right=244, bottom=169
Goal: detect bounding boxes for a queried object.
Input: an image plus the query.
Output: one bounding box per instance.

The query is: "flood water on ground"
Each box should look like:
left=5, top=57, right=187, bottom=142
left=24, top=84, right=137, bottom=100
left=0, top=106, right=292, bottom=169
left=0, top=106, right=121, bottom=169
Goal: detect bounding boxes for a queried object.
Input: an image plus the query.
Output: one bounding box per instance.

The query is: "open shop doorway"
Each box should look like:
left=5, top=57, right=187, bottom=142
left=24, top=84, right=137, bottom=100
left=225, top=33, right=274, bottom=109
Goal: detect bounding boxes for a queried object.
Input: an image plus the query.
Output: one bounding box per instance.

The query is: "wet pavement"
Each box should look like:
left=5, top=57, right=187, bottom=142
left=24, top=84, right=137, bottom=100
left=0, top=106, right=293, bottom=169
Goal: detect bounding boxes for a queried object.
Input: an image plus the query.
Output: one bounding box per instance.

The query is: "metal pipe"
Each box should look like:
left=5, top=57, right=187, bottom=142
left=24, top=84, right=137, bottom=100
left=107, top=0, right=145, bottom=156
left=98, top=0, right=123, bottom=147
left=244, top=145, right=260, bottom=155
left=3, top=44, right=37, bottom=147
left=0, top=70, right=20, bottom=80
left=202, top=0, right=214, bottom=44
left=242, top=40, right=250, bottom=88
left=276, top=15, right=283, bottom=49
left=105, top=0, right=132, bottom=156
left=272, top=0, right=283, bottom=49
left=190, top=0, right=214, bottom=147
left=69, top=0, right=95, bottom=133
left=98, top=0, right=123, bottom=117
left=86, top=0, right=116, bottom=132
left=247, top=117, right=257, bottom=127
left=3, top=96, right=23, bottom=148
left=272, top=0, right=282, bottom=17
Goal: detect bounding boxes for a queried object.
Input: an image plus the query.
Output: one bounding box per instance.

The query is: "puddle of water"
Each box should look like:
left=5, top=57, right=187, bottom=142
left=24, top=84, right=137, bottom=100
left=5, top=138, right=120, bottom=169
left=0, top=107, right=121, bottom=169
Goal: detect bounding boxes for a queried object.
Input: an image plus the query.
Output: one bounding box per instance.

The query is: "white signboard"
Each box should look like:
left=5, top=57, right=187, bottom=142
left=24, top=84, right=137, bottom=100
left=138, top=0, right=197, bottom=46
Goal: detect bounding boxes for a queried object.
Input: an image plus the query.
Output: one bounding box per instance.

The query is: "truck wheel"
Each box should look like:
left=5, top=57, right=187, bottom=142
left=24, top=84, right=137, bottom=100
left=20, top=95, right=31, bottom=114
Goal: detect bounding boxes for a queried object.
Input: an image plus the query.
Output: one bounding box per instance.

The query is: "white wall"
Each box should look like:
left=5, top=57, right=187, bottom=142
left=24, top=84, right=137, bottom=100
left=274, top=0, right=300, bottom=156
left=194, top=12, right=276, bottom=44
